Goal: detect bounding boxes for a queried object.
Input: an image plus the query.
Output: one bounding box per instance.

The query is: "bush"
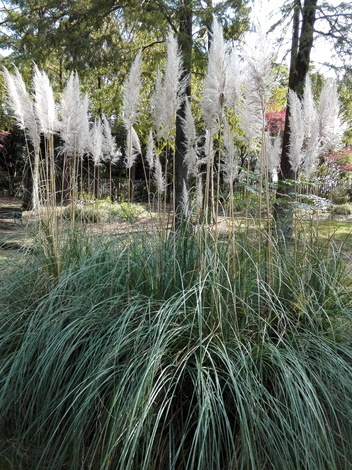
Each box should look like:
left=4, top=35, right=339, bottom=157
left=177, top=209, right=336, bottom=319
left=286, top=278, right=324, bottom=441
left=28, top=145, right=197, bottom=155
left=62, top=201, right=147, bottom=223
left=330, top=203, right=352, bottom=216
left=330, top=188, right=351, bottom=205
left=108, top=201, right=147, bottom=221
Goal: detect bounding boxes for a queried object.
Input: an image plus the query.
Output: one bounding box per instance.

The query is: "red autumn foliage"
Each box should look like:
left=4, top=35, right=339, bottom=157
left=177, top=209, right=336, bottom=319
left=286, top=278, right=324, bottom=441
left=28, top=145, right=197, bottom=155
left=324, top=147, right=352, bottom=172
left=265, top=110, right=286, bottom=136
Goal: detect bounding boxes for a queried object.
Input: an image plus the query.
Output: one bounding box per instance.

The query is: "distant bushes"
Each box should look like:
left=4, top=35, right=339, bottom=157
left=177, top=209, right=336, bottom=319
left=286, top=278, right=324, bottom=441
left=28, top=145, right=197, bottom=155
left=62, top=200, right=147, bottom=223
left=330, top=203, right=352, bottom=216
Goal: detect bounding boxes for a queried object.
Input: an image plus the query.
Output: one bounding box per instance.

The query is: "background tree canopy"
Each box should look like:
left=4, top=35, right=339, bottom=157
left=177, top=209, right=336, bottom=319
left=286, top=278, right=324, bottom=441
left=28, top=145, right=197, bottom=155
left=0, top=0, right=250, bottom=114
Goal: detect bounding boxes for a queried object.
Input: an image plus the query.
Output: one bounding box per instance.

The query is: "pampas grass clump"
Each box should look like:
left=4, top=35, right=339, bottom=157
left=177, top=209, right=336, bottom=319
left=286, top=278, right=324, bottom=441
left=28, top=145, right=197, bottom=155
left=0, top=226, right=351, bottom=470
left=1, top=16, right=352, bottom=470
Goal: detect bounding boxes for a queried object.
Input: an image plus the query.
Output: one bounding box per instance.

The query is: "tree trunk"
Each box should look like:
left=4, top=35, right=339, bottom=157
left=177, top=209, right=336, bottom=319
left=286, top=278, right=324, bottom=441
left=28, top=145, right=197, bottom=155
left=276, top=0, right=318, bottom=240
left=174, top=0, right=192, bottom=223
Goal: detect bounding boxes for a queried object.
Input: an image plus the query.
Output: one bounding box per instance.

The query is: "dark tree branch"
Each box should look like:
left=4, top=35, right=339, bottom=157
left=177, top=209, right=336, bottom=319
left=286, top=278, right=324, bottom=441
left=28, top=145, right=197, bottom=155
left=141, top=40, right=165, bottom=52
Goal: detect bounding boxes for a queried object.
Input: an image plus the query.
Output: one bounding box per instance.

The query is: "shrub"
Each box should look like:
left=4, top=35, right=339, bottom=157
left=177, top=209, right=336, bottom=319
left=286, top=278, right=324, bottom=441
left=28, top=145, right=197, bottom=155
left=62, top=201, right=147, bottom=223
left=330, top=203, right=352, bottom=216
left=330, top=187, right=351, bottom=205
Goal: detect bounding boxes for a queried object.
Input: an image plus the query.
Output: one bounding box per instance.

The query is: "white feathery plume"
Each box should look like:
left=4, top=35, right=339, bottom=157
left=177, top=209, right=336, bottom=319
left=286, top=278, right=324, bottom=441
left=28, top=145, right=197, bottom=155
left=303, top=119, right=320, bottom=179
left=202, top=17, right=227, bottom=132
left=102, top=114, right=120, bottom=164
left=269, top=132, right=282, bottom=177
left=182, top=98, right=198, bottom=177
left=238, top=89, right=262, bottom=152
left=302, top=75, right=317, bottom=138
left=125, top=125, right=141, bottom=169
left=154, top=153, right=165, bottom=194
left=77, top=93, right=91, bottom=157
left=146, top=130, right=155, bottom=169
left=222, top=120, right=238, bottom=184
left=122, top=50, right=143, bottom=128
left=239, top=35, right=275, bottom=159
left=302, top=79, right=344, bottom=177
left=122, top=50, right=143, bottom=175
left=3, top=67, right=40, bottom=147
left=242, top=36, right=275, bottom=121
left=225, top=43, right=240, bottom=109
left=163, top=27, right=185, bottom=140
left=3, top=66, right=41, bottom=209
left=150, top=69, right=165, bottom=142
left=202, top=129, right=214, bottom=167
left=90, top=117, right=103, bottom=167
left=33, top=64, right=57, bottom=136
left=238, top=34, right=275, bottom=153
left=287, top=89, right=304, bottom=175
left=318, top=80, right=344, bottom=151
left=301, top=75, right=320, bottom=178
left=59, top=71, right=83, bottom=156
left=2, top=67, right=25, bottom=128
left=263, top=131, right=282, bottom=179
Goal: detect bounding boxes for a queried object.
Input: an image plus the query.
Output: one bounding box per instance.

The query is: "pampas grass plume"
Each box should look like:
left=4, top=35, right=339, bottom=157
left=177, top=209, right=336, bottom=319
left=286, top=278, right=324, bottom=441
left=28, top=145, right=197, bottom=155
left=125, top=126, right=141, bottom=169
left=59, top=71, right=83, bottom=156
left=154, top=153, right=165, bottom=194
left=318, top=80, right=344, bottom=151
left=151, top=28, right=184, bottom=142
left=288, top=89, right=304, bottom=175
left=122, top=50, right=143, bottom=128
left=3, top=66, right=40, bottom=147
left=77, top=93, right=91, bottom=157
left=102, top=114, right=120, bottom=164
left=163, top=27, right=185, bottom=139
left=90, top=117, right=103, bottom=167
left=222, top=120, right=238, bottom=184
left=202, top=16, right=227, bottom=131
left=182, top=98, right=198, bottom=177
left=151, top=69, right=165, bottom=142
left=33, top=64, right=57, bottom=136
left=302, top=75, right=317, bottom=138
left=225, top=43, right=240, bottom=109
left=146, top=130, right=155, bottom=170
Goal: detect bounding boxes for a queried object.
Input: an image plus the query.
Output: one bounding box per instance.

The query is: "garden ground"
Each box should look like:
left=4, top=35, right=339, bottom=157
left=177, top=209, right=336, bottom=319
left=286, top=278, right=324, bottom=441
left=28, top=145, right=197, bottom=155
left=1, top=196, right=352, bottom=263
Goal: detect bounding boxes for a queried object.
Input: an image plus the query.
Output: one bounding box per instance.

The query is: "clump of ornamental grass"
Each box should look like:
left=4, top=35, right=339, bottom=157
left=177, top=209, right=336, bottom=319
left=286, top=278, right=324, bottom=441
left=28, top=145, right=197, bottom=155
left=0, top=224, right=351, bottom=470
left=1, top=17, right=352, bottom=470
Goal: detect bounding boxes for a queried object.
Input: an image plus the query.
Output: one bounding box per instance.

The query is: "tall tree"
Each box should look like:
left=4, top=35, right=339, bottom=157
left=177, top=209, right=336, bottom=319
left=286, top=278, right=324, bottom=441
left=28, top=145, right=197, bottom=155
left=275, top=0, right=352, bottom=238
left=174, top=0, right=193, bottom=219
left=280, top=0, right=318, bottom=183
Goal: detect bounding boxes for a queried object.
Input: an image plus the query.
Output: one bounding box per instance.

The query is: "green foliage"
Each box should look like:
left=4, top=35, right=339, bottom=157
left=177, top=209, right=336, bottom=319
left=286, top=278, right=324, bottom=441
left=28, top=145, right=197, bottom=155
left=330, top=203, right=352, bottom=216
left=0, top=225, right=351, bottom=469
left=330, top=185, right=352, bottom=204
left=339, top=70, right=352, bottom=145
left=0, top=0, right=251, bottom=118
left=111, top=201, right=147, bottom=221
left=62, top=200, right=147, bottom=223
